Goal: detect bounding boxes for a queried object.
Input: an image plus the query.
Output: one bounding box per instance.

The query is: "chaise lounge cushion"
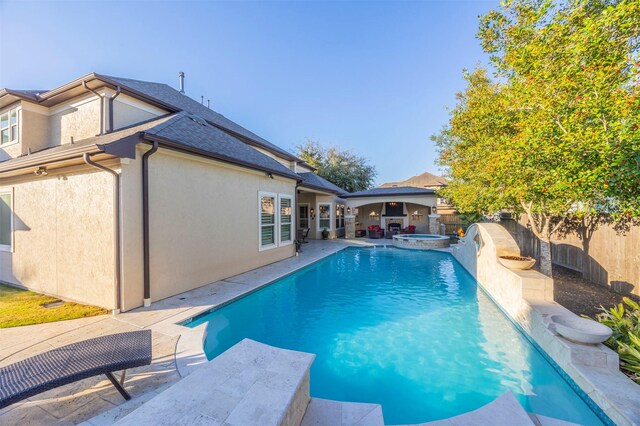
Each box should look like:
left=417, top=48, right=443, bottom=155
left=0, top=330, right=152, bottom=409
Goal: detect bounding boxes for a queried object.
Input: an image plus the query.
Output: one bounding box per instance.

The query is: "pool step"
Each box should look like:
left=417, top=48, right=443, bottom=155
left=301, top=398, right=384, bottom=425
left=393, top=391, right=535, bottom=426
left=114, top=339, right=315, bottom=425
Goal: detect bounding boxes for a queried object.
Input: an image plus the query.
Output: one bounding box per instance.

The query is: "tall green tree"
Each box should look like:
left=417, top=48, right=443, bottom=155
left=435, top=0, right=640, bottom=277
left=295, top=140, right=377, bottom=193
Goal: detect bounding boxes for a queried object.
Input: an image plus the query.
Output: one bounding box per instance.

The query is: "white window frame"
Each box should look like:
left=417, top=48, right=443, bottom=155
left=0, top=188, right=14, bottom=252
left=0, top=107, right=19, bottom=147
left=279, top=195, right=294, bottom=246
left=259, top=191, right=278, bottom=251
left=317, top=202, right=332, bottom=232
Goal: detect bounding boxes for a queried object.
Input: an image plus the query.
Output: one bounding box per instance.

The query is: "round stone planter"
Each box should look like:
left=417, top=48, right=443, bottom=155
left=550, top=314, right=613, bottom=344
left=498, top=255, right=536, bottom=270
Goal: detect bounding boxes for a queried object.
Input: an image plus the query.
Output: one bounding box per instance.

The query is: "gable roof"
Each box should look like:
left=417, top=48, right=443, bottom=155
left=0, top=115, right=176, bottom=175
left=98, top=75, right=302, bottom=163
left=298, top=172, right=348, bottom=196
left=1, top=73, right=319, bottom=182
left=141, top=112, right=299, bottom=179
left=380, top=172, right=447, bottom=188
left=344, top=186, right=435, bottom=198
left=0, top=112, right=299, bottom=181
left=1, top=73, right=306, bottom=166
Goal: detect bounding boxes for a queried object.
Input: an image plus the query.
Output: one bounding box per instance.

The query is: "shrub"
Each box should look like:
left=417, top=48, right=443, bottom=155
left=592, top=297, right=640, bottom=383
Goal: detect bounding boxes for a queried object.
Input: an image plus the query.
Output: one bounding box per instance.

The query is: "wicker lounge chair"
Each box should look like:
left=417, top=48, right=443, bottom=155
left=0, top=330, right=152, bottom=409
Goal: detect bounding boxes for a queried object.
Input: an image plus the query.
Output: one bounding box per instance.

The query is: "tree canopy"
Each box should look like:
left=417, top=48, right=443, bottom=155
left=295, top=140, right=377, bottom=193
left=434, top=0, right=640, bottom=276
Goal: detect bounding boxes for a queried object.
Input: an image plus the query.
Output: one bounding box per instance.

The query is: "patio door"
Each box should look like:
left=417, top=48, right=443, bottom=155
left=298, top=204, right=309, bottom=229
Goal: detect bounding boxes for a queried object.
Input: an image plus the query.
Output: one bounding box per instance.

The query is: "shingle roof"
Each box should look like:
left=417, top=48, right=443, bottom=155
left=100, top=75, right=299, bottom=162
left=141, top=112, right=299, bottom=179
left=344, top=186, right=436, bottom=198
left=0, top=112, right=299, bottom=180
left=298, top=172, right=348, bottom=196
left=380, top=172, right=447, bottom=188
left=0, top=114, right=174, bottom=163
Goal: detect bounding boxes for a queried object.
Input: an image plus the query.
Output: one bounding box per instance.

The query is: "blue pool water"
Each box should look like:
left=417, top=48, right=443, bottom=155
left=188, top=247, right=604, bottom=425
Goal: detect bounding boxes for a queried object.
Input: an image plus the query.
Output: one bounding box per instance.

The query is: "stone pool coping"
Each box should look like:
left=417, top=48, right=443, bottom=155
left=78, top=236, right=628, bottom=425
left=452, top=223, right=640, bottom=426
left=120, top=240, right=356, bottom=379
left=115, top=339, right=315, bottom=426
left=392, top=234, right=451, bottom=250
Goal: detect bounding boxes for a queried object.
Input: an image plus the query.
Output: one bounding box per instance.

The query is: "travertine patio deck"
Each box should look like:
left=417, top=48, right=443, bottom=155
left=0, top=239, right=352, bottom=425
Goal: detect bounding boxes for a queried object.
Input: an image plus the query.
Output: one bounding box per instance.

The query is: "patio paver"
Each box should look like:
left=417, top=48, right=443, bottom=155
left=0, top=239, right=351, bottom=425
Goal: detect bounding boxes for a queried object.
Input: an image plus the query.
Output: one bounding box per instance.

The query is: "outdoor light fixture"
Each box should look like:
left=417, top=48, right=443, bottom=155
left=432, top=205, right=437, bottom=214
left=347, top=207, right=351, bottom=214
left=266, top=172, right=274, bottom=179
left=310, top=207, right=315, bottom=219
left=34, top=166, right=48, bottom=176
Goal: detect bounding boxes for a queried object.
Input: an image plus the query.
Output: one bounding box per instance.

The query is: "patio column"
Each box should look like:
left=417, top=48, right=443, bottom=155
left=428, top=213, right=441, bottom=235
left=345, top=215, right=356, bottom=239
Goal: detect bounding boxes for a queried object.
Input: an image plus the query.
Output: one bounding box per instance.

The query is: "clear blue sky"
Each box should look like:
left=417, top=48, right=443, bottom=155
left=0, top=0, right=497, bottom=185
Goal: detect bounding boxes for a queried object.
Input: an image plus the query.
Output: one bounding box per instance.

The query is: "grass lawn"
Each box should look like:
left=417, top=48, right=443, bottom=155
left=0, top=283, right=108, bottom=328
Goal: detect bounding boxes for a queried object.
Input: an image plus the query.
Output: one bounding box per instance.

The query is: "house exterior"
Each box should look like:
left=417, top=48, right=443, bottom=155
left=0, top=73, right=347, bottom=312
left=380, top=171, right=455, bottom=214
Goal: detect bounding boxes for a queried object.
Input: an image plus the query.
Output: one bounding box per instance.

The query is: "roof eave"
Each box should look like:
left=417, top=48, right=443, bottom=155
left=344, top=191, right=436, bottom=198
left=0, top=89, right=40, bottom=102
left=141, top=133, right=299, bottom=181
left=0, top=144, right=106, bottom=176
left=299, top=183, right=344, bottom=197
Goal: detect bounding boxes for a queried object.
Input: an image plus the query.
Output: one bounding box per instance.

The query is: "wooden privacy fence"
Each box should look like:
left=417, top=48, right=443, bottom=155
left=500, top=217, right=640, bottom=297
left=439, top=213, right=465, bottom=235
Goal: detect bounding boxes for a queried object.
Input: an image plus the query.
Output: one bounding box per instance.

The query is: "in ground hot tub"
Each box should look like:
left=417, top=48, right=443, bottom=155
left=392, top=233, right=450, bottom=250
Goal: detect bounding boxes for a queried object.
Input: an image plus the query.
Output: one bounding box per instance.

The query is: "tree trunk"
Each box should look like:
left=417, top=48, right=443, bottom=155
left=539, top=238, right=553, bottom=277
left=581, top=240, right=590, bottom=281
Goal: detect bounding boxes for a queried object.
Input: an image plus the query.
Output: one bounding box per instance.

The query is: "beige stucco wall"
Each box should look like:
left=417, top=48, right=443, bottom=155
left=50, top=96, right=101, bottom=145
left=354, top=203, right=383, bottom=231
left=406, top=203, right=430, bottom=233
left=119, top=146, right=297, bottom=311
left=112, top=94, right=166, bottom=130
left=346, top=194, right=437, bottom=210
left=0, top=167, right=116, bottom=308
left=297, top=192, right=345, bottom=240
left=21, top=108, right=51, bottom=154
left=253, top=146, right=295, bottom=170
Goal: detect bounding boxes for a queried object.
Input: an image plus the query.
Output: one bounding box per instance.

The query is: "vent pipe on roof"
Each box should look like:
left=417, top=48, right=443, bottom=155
left=178, top=71, right=185, bottom=94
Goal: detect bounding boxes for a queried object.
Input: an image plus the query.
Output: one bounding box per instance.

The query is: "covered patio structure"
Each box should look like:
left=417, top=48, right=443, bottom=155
left=296, top=172, right=349, bottom=240
left=343, top=187, right=440, bottom=238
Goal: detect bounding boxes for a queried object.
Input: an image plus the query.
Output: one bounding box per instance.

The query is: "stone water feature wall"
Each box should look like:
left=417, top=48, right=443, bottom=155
left=451, top=223, right=640, bottom=426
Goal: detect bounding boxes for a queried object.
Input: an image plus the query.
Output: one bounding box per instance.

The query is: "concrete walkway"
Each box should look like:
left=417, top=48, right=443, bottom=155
left=0, top=239, right=352, bottom=425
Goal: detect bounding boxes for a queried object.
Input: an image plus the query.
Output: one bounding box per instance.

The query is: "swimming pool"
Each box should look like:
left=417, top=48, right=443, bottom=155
left=187, top=247, right=604, bottom=425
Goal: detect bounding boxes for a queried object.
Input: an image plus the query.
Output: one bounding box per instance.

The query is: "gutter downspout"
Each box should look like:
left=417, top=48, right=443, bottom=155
left=295, top=180, right=302, bottom=255
left=107, top=86, right=121, bottom=133
left=83, top=153, right=122, bottom=314
left=83, top=81, right=105, bottom=136
left=83, top=82, right=121, bottom=134
left=142, top=141, right=159, bottom=307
